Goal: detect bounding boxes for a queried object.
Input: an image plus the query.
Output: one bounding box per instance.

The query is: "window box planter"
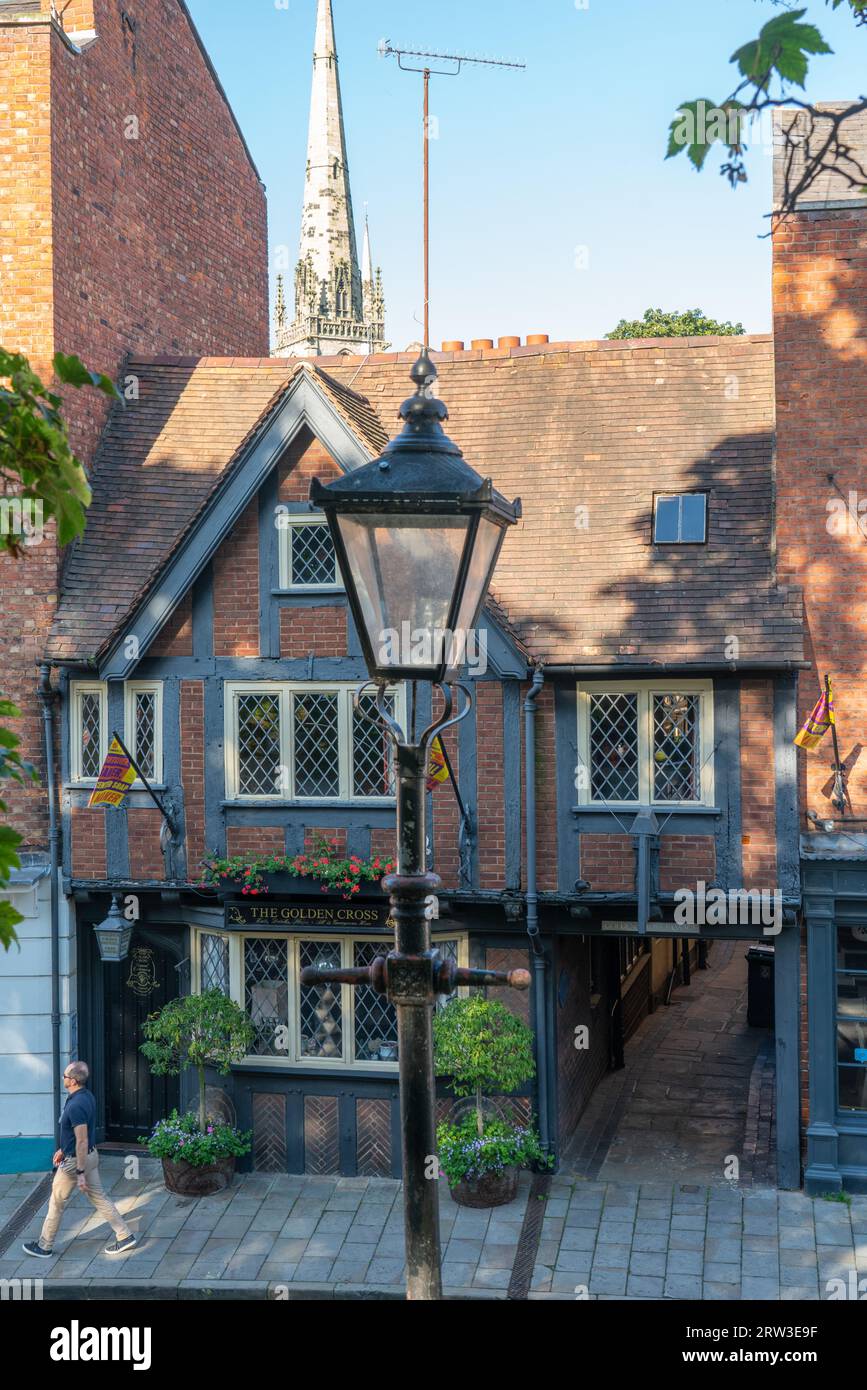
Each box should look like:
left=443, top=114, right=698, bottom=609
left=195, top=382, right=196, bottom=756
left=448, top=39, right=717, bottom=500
left=200, top=840, right=396, bottom=902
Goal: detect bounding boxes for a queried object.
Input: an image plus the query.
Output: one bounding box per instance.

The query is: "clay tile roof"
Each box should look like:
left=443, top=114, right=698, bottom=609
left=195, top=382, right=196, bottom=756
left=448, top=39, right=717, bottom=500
left=46, top=337, right=803, bottom=668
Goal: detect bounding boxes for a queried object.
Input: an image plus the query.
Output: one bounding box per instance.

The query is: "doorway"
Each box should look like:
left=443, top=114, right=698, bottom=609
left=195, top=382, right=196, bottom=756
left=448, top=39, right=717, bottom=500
left=102, top=929, right=180, bottom=1142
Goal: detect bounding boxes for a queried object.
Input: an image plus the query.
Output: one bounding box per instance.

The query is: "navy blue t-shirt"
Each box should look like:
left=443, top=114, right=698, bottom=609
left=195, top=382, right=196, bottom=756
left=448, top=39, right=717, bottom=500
left=60, top=1088, right=95, bottom=1157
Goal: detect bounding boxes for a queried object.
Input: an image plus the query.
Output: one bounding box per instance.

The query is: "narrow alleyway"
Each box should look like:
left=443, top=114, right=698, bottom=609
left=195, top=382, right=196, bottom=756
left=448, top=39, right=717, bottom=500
left=563, top=940, right=776, bottom=1187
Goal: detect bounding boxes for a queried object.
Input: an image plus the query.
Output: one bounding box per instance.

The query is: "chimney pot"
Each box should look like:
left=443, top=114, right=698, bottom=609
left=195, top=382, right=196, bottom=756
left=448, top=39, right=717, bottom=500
left=471, top=338, right=494, bottom=350
left=526, top=334, right=550, bottom=346
left=498, top=336, right=521, bottom=349
left=441, top=340, right=465, bottom=352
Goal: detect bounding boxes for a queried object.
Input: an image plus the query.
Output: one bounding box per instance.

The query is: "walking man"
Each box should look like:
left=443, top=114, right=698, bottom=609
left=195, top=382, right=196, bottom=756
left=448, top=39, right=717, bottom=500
left=23, top=1060, right=136, bottom=1258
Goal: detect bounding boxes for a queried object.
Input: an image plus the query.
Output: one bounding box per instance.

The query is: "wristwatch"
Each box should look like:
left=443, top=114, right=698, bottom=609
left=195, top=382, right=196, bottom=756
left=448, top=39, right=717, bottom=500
left=76, top=1168, right=85, bottom=1175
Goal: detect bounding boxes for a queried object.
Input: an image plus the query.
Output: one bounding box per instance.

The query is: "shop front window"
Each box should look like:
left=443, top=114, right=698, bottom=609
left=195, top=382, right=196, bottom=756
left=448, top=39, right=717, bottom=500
left=197, top=929, right=465, bottom=1069
left=836, top=924, right=867, bottom=1113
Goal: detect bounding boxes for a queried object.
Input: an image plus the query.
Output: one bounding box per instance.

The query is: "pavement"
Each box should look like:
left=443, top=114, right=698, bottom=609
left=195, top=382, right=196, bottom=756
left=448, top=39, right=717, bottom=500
left=1, top=1160, right=866, bottom=1300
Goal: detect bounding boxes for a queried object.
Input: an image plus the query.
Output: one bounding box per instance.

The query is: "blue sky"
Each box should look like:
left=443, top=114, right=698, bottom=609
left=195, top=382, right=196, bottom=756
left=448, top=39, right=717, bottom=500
left=186, top=0, right=865, bottom=349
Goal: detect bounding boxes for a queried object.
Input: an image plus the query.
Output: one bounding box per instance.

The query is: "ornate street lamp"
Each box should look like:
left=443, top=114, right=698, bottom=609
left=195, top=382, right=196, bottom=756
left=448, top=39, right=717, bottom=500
left=310, top=351, right=520, bottom=683
left=303, top=354, right=529, bottom=1301
left=93, top=895, right=133, bottom=963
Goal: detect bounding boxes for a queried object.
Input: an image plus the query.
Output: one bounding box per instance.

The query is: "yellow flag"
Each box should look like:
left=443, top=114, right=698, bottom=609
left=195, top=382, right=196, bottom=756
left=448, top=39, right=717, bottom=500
left=88, top=735, right=136, bottom=808
left=794, top=680, right=835, bottom=753
left=426, top=736, right=450, bottom=792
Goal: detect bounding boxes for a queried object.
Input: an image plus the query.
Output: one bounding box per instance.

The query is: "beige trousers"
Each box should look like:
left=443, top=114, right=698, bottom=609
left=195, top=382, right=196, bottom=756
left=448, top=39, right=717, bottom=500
left=38, top=1150, right=131, bottom=1251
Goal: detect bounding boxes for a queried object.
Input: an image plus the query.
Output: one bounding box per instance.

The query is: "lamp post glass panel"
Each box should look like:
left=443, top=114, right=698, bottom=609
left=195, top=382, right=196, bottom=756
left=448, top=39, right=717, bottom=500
left=304, top=353, right=526, bottom=1300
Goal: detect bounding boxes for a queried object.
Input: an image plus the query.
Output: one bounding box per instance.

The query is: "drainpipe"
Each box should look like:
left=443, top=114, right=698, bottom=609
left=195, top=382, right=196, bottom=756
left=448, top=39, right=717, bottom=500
left=37, top=663, right=62, bottom=1147
left=524, top=663, right=550, bottom=1153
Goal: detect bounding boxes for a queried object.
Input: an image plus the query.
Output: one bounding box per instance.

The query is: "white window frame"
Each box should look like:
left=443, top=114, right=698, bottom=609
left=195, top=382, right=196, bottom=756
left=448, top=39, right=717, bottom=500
left=69, top=680, right=108, bottom=785
left=278, top=512, right=342, bottom=592
left=224, top=680, right=406, bottom=803
left=198, top=929, right=468, bottom=1072
left=576, top=680, right=714, bottom=809
left=124, top=680, right=164, bottom=785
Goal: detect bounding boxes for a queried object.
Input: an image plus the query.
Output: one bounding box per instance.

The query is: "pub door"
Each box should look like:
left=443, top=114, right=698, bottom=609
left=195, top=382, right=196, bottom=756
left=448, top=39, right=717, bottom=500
left=103, top=930, right=180, bottom=1143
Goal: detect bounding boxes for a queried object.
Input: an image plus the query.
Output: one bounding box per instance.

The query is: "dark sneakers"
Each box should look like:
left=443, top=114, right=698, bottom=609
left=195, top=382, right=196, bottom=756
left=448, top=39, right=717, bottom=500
left=104, top=1234, right=137, bottom=1254
left=22, top=1241, right=53, bottom=1258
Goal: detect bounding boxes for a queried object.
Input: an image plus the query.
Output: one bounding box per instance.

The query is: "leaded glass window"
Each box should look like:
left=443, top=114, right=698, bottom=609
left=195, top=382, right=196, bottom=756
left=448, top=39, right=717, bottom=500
left=293, top=693, right=340, bottom=798
left=837, top=925, right=867, bottom=1113
left=131, top=688, right=158, bottom=780
left=237, top=693, right=281, bottom=796
left=582, top=683, right=712, bottom=807
left=200, top=932, right=229, bottom=995
left=299, top=940, right=343, bottom=1060
left=352, top=693, right=395, bottom=797
left=354, top=940, right=398, bottom=1061
left=244, top=937, right=289, bottom=1056
left=652, top=694, right=700, bottom=802
left=290, top=522, right=337, bottom=588
left=227, top=683, right=404, bottom=801
left=72, top=684, right=106, bottom=782
left=590, top=692, right=639, bottom=802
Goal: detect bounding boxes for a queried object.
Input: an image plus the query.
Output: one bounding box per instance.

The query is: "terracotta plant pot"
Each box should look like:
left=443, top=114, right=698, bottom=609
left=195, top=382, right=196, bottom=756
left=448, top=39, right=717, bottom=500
left=451, top=1165, right=519, bottom=1209
left=161, top=1155, right=235, bottom=1196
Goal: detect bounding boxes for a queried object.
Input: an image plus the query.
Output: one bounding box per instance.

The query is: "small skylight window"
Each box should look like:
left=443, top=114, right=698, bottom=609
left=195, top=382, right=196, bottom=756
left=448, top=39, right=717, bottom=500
left=654, top=493, right=707, bottom=544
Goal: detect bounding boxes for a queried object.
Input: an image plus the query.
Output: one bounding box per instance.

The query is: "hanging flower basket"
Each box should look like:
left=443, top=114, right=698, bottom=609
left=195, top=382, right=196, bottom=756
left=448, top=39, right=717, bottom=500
left=200, top=836, right=396, bottom=902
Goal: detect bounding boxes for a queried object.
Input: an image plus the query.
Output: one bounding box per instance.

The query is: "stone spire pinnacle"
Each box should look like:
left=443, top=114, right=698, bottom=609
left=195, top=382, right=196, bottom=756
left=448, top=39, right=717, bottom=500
left=274, top=0, right=387, bottom=358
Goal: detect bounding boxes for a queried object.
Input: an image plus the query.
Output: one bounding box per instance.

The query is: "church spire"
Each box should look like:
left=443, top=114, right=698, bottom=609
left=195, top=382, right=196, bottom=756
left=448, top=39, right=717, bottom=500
left=274, top=0, right=387, bottom=357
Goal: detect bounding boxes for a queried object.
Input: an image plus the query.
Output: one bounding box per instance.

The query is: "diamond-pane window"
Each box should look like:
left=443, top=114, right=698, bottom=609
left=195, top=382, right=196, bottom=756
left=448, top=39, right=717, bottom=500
left=290, top=522, right=337, bottom=587
left=79, top=692, right=103, bottom=779
left=237, top=693, right=281, bottom=796
left=293, top=693, right=339, bottom=798
left=353, top=940, right=398, bottom=1061
left=200, top=932, right=229, bottom=995
left=244, top=937, right=288, bottom=1056
left=133, top=690, right=157, bottom=780
left=299, top=940, right=343, bottom=1059
left=653, top=694, right=699, bottom=801
left=435, top=938, right=459, bottom=1014
left=353, top=694, right=395, bottom=797
left=590, top=693, right=639, bottom=802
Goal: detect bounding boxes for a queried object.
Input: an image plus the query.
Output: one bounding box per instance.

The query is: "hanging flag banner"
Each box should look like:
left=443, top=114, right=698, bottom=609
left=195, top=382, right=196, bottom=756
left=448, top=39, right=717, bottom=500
left=88, top=735, right=136, bottom=808
left=794, top=678, right=835, bottom=753
left=426, top=735, right=450, bottom=792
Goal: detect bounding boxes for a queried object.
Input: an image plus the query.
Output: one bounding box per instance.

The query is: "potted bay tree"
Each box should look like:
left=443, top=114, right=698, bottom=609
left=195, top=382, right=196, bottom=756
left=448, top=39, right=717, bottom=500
left=433, top=995, right=548, bottom=1208
left=140, top=989, right=254, bottom=1195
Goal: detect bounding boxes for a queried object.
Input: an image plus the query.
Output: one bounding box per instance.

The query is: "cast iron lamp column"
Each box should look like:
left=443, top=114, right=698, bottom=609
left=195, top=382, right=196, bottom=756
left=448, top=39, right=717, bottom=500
left=302, top=353, right=525, bottom=1300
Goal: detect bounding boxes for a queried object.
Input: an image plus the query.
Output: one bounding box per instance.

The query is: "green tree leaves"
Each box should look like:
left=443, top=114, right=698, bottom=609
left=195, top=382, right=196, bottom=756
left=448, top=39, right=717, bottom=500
left=0, top=347, right=119, bottom=949
left=606, top=308, right=745, bottom=340
left=731, top=9, right=832, bottom=90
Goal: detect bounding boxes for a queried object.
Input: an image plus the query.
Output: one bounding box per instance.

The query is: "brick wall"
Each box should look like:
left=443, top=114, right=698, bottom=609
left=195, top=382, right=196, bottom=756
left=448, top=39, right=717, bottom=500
left=774, top=201, right=867, bottom=823
left=149, top=592, right=193, bottom=657
left=226, top=826, right=286, bottom=858
left=739, top=680, right=779, bottom=889
left=579, top=833, right=635, bottom=893
left=475, top=682, right=506, bottom=889
left=70, top=804, right=106, bottom=877
left=278, top=430, right=342, bottom=501
left=213, top=501, right=260, bottom=657
left=280, top=605, right=347, bottom=659
left=369, top=827, right=396, bottom=864
left=180, top=680, right=205, bottom=875
left=0, top=0, right=268, bottom=848
left=658, top=835, right=717, bottom=892
left=555, top=934, right=610, bottom=1144
left=127, top=807, right=164, bottom=880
